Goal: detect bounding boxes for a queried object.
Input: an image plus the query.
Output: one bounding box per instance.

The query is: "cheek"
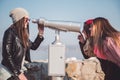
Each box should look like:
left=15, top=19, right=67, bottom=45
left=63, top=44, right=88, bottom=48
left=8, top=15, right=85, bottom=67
left=90, top=26, right=95, bottom=36
left=24, top=22, right=29, bottom=28
left=90, top=27, right=93, bottom=36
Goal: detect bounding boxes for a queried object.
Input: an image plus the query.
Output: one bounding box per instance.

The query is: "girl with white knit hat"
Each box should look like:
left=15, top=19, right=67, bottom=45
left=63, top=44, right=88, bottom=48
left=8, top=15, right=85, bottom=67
left=0, top=7, right=44, bottom=80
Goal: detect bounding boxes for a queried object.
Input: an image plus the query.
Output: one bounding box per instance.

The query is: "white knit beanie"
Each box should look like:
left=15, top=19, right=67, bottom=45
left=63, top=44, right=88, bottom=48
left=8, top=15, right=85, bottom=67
left=9, top=8, right=29, bottom=23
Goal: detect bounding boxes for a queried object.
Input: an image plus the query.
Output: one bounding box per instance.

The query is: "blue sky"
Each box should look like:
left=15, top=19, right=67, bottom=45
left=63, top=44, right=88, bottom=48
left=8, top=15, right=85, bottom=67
left=0, top=0, right=120, bottom=46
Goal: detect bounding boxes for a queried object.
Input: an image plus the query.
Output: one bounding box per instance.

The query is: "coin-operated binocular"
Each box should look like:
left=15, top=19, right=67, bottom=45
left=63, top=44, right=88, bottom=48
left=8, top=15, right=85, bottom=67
left=32, top=18, right=81, bottom=79
left=32, top=18, right=81, bottom=33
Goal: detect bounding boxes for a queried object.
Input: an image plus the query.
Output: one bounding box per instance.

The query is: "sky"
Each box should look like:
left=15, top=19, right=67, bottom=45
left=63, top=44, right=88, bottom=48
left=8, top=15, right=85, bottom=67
left=0, top=0, right=120, bottom=46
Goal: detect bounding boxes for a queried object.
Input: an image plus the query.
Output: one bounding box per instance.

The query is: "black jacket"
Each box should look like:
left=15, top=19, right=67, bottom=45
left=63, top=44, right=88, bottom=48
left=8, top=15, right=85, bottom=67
left=1, top=27, right=44, bottom=76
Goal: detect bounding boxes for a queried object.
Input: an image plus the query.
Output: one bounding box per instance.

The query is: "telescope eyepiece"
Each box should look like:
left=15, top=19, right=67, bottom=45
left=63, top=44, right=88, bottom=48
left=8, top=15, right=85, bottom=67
left=32, top=18, right=45, bottom=25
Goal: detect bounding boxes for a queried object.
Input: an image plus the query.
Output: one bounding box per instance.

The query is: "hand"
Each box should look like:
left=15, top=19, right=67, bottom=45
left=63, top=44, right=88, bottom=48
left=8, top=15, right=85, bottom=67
left=38, top=23, right=44, bottom=36
left=18, top=73, right=27, bottom=80
left=78, top=33, right=85, bottom=44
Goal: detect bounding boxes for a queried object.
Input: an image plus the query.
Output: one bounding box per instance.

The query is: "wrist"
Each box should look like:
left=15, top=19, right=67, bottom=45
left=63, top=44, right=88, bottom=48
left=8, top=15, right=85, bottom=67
left=13, top=70, right=21, bottom=77
left=38, top=33, right=43, bottom=38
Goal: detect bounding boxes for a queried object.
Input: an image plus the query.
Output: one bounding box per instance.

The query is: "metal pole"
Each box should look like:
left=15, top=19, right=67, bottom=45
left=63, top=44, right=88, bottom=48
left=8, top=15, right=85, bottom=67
left=52, top=30, right=62, bottom=45
left=52, top=76, right=64, bottom=80
left=50, top=30, right=65, bottom=80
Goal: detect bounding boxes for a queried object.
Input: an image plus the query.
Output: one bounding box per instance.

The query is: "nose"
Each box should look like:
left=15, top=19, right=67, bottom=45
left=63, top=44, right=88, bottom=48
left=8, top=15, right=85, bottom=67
left=89, top=27, right=92, bottom=31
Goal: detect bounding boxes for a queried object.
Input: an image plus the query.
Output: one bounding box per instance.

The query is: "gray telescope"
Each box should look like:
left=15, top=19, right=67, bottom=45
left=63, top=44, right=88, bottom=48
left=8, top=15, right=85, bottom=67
left=32, top=18, right=81, bottom=33
left=32, top=19, right=81, bottom=79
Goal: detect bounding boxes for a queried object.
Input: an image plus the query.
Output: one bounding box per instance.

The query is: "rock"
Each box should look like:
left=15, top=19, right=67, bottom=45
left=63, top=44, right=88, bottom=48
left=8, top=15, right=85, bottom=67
left=24, top=57, right=105, bottom=80
left=66, top=57, right=105, bottom=80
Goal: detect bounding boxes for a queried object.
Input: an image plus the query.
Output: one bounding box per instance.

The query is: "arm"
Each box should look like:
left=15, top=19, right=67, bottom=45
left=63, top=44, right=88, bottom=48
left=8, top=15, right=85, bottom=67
left=78, top=34, right=89, bottom=59
left=29, top=35, right=44, bottom=50
left=25, top=24, right=44, bottom=62
left=79, top=41, right=90, bottom=59
left=24, top=36, right=44, bottom=63
left=30, top=23, right=44, bottom=50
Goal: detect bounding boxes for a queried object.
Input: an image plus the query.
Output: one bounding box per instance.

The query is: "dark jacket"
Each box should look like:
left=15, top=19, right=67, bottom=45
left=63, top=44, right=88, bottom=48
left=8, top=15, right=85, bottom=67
left=1, top=27, right=44, bottom=76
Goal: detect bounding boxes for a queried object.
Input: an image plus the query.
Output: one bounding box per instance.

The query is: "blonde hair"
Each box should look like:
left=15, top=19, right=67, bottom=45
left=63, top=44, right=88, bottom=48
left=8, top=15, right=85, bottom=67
left=93, top=17, right=120, bottom=53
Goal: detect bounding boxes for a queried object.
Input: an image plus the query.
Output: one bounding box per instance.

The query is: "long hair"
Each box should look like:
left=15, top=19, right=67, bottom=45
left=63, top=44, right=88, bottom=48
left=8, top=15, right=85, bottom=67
left=11, top=17, right=29, bottom=48
left=83, top=22, right=91, bottom=38
left=93, top=17, right=120, bottom=54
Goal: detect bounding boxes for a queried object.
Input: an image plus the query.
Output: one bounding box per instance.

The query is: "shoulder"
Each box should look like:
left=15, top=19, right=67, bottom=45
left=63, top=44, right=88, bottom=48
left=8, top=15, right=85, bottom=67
left=104, top=36, right=120, bottom=49
left=104, top=37, right=114, bottom=45
left=5, top=26, right=17, bottom=35
left=3, top=28, right=12, bottom=37
left=3, top=27, right=16, bottom=40
left=105, top=35, right=120, bottom=44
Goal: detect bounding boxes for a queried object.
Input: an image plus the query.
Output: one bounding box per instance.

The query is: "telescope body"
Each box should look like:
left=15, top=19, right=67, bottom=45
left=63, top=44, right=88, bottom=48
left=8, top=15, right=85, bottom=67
left=32, top=19, right=81, bottom=77
left=32, top=19, right=81, bottom=33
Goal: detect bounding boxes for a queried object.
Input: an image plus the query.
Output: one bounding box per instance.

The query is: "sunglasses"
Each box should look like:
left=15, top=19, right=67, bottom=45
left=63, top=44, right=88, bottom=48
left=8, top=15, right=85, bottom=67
left=24, top=17, right=30, bottom=22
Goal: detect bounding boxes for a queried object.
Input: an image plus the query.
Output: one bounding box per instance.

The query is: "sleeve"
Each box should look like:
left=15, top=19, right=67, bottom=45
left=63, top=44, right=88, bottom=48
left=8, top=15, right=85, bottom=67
left=83, top=39, right=95, bottom=57
left=25, top=49, right=31, bottom=62
left=25, top=35, right=44, bottom=62
left=29, top=34, right=44, bottom=50
left=79, top=41, right=90, bottom=59
left=104, top=37, right=120, bottom=67
left=2, top=30, right=21, bottom=76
